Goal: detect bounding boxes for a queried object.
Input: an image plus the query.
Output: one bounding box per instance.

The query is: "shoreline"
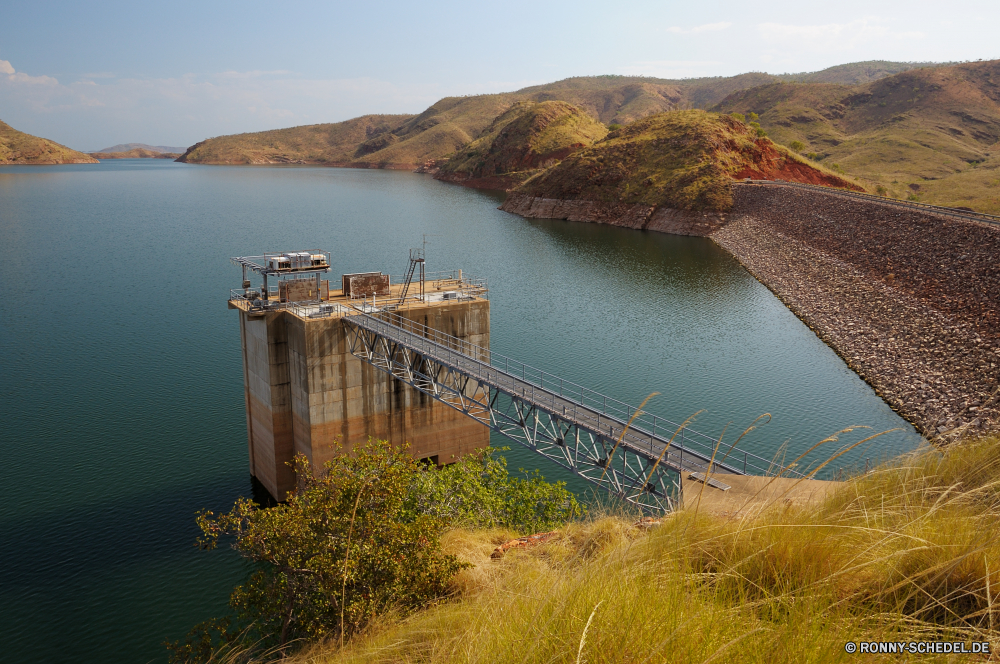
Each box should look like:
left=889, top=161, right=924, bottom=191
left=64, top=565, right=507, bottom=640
left=495, top=183, right=999, bottom=439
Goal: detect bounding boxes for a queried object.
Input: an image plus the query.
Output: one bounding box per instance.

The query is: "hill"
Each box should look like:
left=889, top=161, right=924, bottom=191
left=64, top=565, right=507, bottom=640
left=436, top=101, right=608, bottom=188
left=776, top=60, right=949, bottom=85
left=508, top=110, right=858, bottom=213
left=0, top=120, right=98, bottom=165
left=712, top=60, right=1000, bottom=212
left=178, top=62, right=931, bottom=168
left=95, top=143, right=188, bottom=153
left=90, top=148, right=181, bottom=159
left=176, top=114, right=415, bottom=165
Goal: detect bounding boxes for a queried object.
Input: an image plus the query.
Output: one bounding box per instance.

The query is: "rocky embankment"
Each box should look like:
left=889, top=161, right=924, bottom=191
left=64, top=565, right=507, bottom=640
left=501, top=194, right=731, bottom=236
left=715, top=185, right=1000, bottom=438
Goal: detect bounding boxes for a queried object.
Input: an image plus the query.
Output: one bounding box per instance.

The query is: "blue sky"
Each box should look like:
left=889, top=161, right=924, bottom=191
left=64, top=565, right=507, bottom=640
left=1, top=0, right=997, bottom=150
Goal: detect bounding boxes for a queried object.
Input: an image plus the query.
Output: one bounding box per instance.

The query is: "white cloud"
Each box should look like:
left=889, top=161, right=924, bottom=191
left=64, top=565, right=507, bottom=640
left=0, top=63, right=451, bottom=147
left=757, top=18, right=924, bottom=53
left=663, top=22, right=732, bottom=35
left=0, top=59, right=14, bottom=75
left=8, top=72, right=59, bottom=86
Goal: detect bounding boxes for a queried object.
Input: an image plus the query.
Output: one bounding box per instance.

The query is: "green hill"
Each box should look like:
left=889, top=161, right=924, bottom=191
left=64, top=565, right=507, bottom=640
left=437, top=101, right=607, bottom=187
left=509, top=110, right=858, bottom=212
left=712, top=60, right=1000, bottom=212
left=0, top=120, right=97, bottom=165
left=178, top=63, right=931, bottom=169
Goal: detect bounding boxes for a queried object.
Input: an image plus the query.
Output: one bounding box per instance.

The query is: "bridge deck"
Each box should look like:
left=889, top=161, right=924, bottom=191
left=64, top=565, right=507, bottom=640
left=346, top=312, right=751, bottom=480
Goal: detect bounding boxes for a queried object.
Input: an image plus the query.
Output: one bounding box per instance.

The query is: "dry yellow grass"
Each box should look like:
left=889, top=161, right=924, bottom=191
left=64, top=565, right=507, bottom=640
left=281, top=435, right=1000, bottom=664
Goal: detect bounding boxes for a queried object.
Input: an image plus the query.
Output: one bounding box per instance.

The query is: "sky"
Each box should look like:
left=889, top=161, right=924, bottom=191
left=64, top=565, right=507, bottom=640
left=1, top=0, right=998, bottom=151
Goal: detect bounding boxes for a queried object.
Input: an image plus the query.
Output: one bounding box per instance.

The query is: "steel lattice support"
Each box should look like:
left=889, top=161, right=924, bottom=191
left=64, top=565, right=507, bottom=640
left=344, top=317, right=702, bottom=512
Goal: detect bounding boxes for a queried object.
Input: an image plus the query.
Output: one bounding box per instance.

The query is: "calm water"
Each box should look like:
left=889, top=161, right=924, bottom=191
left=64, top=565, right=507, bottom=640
left=0, top=160, right=922, bottom=663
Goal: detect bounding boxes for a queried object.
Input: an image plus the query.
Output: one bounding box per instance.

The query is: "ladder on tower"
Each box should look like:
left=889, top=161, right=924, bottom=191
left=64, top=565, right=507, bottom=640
left=397, top=248, right=425, bottom=305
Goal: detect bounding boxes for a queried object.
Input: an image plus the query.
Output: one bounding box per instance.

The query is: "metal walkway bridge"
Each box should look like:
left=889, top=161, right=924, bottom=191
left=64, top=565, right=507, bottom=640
left=343, top=310, right=800, bottom=513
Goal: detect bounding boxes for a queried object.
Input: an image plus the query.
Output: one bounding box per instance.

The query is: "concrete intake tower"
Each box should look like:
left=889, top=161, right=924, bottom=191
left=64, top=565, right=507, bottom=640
left=228, top=250, right=490, bottom=501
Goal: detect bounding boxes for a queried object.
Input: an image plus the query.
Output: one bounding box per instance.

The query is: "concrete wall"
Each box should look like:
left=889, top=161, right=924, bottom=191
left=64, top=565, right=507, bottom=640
left=239, top=298, right=491, bottom=501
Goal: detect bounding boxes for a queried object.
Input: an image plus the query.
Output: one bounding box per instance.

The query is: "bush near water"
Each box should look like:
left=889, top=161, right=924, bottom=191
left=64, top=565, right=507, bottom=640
left=167, top=441, right=581, bottom=663
left=169, top=435, right=1000, bottom=663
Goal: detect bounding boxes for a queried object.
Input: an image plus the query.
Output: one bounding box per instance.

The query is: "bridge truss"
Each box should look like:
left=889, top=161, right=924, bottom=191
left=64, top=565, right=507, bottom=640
left=343, top=311, right=795, bottom=513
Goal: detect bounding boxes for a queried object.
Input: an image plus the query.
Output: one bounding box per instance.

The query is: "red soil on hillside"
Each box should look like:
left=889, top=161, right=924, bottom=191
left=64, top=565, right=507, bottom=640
left=731, top=142, right=863, bottom=190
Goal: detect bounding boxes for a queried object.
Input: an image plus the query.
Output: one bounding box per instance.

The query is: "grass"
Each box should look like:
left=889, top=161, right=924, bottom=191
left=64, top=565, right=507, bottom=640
left=278, top=434, right=1000, bottom=663
left=440, top=101, right=607, bottom=179
left=512, top=110, right=855, bottom=212
left=712, top=60, right=1000, bottom=213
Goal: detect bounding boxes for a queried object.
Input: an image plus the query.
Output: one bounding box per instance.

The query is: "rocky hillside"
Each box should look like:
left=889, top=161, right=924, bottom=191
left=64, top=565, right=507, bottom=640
left=0, top=120, right=97, bottom=165
left=435, top=101, right=607, bottom=188
left=177, top=62, right=931, bottom=168
left=508, top=110, right=858, bottom=213
left=713, top=59, right=1000, bottom=212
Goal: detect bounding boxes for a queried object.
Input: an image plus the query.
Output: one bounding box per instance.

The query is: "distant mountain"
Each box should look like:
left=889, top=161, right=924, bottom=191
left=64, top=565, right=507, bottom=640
left=179, top=61, right=935, bottom=168
left=0, top=120, right=98, bottom=165
left=89, top=148, right=182, bottom=160
left=712, top=59, right=1000, bottom=212
left=95, top=143, right=188, bottom=154
left=776, top=60, right=950, bottom=85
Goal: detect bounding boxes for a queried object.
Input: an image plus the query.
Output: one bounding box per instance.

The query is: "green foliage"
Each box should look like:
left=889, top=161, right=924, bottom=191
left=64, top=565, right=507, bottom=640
left=410, top=448, right=583, bottom=532
left=607, top=123, right=622, bottom=132
left=875, top=184, right=888, bottom=195
left=169, top=440, right=468, bottom=662
left=168, top=441, right=581, bottom=663
left=788, top=140, right=805, bottom=152
left=729, top=112, right=745, bottom=122
left=747, top=111, right=759, bottom=122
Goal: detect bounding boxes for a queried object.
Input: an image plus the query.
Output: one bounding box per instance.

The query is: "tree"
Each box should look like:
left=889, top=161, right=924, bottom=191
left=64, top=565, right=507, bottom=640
left=167, top=441, right=582, bottom=663
left=170, top=440, right=466, bottom=662
left=789, top=140, right=806, bottom=152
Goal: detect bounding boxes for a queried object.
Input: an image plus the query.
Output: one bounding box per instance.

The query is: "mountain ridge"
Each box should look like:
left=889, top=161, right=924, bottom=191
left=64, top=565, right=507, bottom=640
left=178, top=61, right=943, bottom=168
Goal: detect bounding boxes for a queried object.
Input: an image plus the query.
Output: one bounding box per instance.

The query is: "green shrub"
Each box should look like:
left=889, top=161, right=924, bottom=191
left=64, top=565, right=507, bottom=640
left=788, top=140, right=805, bottom=152
left=410, top=447, right=583, bottom=532
left=730, top=112, right=745, bottom=123
left=607, top=123, right=622, bottom=132
left=167, top=441, right=581, bottom=663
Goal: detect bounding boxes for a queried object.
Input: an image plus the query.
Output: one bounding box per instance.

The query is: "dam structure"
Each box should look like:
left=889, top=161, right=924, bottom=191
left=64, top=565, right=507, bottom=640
left=229, top=249, right=803, bottom=512
left=229, top=250, right=491, bottom=502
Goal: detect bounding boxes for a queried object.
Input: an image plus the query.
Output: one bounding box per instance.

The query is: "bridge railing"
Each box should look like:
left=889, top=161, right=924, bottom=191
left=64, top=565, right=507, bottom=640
left=737, top=179, right=1000, bottom=228
left=357, top=310, right=810, bottom=479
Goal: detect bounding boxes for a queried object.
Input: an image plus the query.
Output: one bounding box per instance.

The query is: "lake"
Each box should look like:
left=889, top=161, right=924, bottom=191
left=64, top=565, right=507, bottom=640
left=0, top=160, right=922, bottom=663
